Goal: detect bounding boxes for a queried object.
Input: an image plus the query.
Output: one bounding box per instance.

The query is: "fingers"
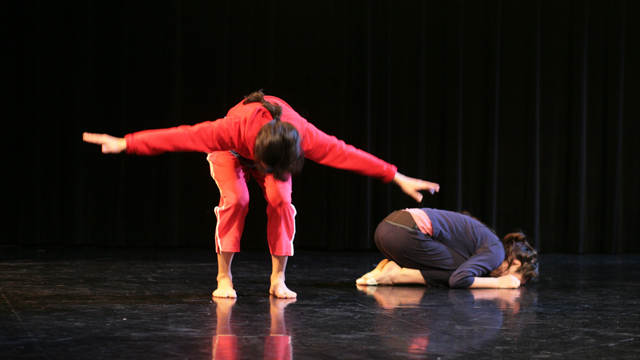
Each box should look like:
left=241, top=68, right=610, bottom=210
left=412, top=180, right=440, bottom=202
left=410, top=179, right=440, bottom=194
left=401, top=188, right=423, bottom=203
left=394, top=173, right=440, bottom=201
left=83, top=132, right=126, bottom=154
left=82, top=132, right=107, bottom=145
left=419, top=181, right=440, bottom=194
left=83, top=132, right=112, bottom=153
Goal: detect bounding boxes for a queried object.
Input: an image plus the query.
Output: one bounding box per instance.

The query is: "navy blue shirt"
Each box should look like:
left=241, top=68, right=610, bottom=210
left=422, top=209, right=505, bottom=288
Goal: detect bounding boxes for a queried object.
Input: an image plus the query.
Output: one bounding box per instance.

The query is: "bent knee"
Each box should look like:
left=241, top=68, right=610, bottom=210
left=223, top=191, right=250, bottom=209
left=374, top=223, right=395, bottom=247
left=266, top=194, right=292, bottom=209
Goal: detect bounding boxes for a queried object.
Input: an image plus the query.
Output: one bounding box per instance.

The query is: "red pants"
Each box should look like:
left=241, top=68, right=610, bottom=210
left=212, top=335, right=291, bottom=360
left=207, top=151, right=297, bottom=256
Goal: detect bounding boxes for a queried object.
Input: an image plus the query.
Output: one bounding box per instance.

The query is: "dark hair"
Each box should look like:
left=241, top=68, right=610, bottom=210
left=462, top=211, right=539, bottom=283
left=502, top=232, right=539, bottom=283
left=243, top=90, right=282, bottom=120
left=254, top=120, right=304, bottom=181
left=246, top=91, right=304, bottom=181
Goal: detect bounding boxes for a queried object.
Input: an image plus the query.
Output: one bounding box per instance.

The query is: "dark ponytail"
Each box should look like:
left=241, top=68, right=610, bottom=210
left=243, top=90, right=282, bottom=121
left=246, top=90, right=304, bottom=181
left=502, top=232, right=539, bottom=283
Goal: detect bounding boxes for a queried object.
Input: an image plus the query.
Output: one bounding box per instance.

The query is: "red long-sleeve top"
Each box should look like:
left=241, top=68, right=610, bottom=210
left=124, top=96, right=397, bottom=183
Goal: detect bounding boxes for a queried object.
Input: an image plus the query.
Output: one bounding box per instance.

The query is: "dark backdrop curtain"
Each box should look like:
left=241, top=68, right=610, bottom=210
left=3, top=0, right=638, bottom=253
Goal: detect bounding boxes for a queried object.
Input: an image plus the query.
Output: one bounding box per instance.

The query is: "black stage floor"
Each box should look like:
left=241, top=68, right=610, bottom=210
left=1, top=247, right=639, bottom=359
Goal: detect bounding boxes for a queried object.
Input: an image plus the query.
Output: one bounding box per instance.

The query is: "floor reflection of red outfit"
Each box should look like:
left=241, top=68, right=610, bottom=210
left=212, top=297, right=294, bottom=360
left=264, top=297, right=294, bottom=360
left=408, top=336, right=429, bottom=355
left=212, top=298, right=238, bottom=360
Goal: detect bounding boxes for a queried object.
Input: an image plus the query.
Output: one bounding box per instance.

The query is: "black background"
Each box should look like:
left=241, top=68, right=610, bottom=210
left=3, top=0, right=639, bottom=253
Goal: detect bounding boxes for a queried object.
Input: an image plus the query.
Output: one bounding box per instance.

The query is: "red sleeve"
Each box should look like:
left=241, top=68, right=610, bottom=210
left=301, top=122, right=397, bottom=183
left=124, top=117, right=241, bottom=156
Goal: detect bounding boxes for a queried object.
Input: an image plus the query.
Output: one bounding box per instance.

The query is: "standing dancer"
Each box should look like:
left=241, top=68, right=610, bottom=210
left=84, top=91, right=440, bottom=298
left=356, top=208, right=538, bottom=288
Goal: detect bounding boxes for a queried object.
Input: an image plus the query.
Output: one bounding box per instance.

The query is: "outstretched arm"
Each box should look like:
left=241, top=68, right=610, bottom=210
left=84, top=117, right=241, bottom=156
left=392, top=172, right=440, bottom=202
left=300, top=123, right=440, bottom=199
left=83, top=133, right=127, bottom=154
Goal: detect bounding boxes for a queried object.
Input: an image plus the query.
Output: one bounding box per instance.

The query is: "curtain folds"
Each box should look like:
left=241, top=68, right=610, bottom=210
left=5, top=0, right=638, bottom=253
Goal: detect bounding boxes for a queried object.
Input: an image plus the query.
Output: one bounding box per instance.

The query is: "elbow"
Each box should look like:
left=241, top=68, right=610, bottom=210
left=449, top=275, right=473, bottom=289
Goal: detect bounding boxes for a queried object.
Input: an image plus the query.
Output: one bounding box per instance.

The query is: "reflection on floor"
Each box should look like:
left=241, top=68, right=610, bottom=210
left=1, top=247, right=639, bottom=359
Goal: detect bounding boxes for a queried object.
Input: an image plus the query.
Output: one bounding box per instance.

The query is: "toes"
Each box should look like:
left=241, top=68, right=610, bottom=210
left=356, top=277, right=378, bottom=286
left=212, top=289, right=237, bottom=298
left=272, top=290, right=297, bottom=299
left=357, top=272, right=375, bottom=284
left=357, top=259, right=390, bottom=285
left=270, top=285, right=297, bottom=299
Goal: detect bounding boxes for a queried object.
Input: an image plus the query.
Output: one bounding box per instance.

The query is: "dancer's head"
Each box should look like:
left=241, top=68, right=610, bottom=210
left=246, top=91, right=304, bottom=181
left=501, top=232, right=538, bottom=284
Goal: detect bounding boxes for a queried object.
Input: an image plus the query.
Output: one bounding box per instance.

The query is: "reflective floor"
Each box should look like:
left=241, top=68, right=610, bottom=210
left=1, top=247, right=639, bottom=359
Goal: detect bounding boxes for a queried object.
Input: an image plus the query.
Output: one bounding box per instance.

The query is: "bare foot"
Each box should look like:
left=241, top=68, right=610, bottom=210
left=356, top=260, right=401, bottom=286
left=213, top=277, right=237, bottom=298
left=356, top=259, right=390, bottom=285
left=269, top=278, right=297, bottom=298
left=371, top=260, right=402, bottom=285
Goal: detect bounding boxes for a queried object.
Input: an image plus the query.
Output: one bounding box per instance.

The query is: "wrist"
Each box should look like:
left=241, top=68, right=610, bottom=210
left=393, top=172, right=404, bottom=184
left=118, top=138, right=127, bottom=153
left=469, top=277, right=500, bottom=289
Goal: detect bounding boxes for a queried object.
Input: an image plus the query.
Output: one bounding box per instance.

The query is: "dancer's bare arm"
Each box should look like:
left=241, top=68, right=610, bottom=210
left=83, top=133, right=127, bottom=154
left=468, top=275, right=521, bottom=289
left=392, top=172, right=440, bottom=202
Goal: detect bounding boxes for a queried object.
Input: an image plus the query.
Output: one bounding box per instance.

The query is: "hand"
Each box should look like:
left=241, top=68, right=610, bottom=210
left=83, top=133, right=127, bottom=154
left=496, top=275, right=521, bottom=289
left=392, top=172, right=440, bottom=202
